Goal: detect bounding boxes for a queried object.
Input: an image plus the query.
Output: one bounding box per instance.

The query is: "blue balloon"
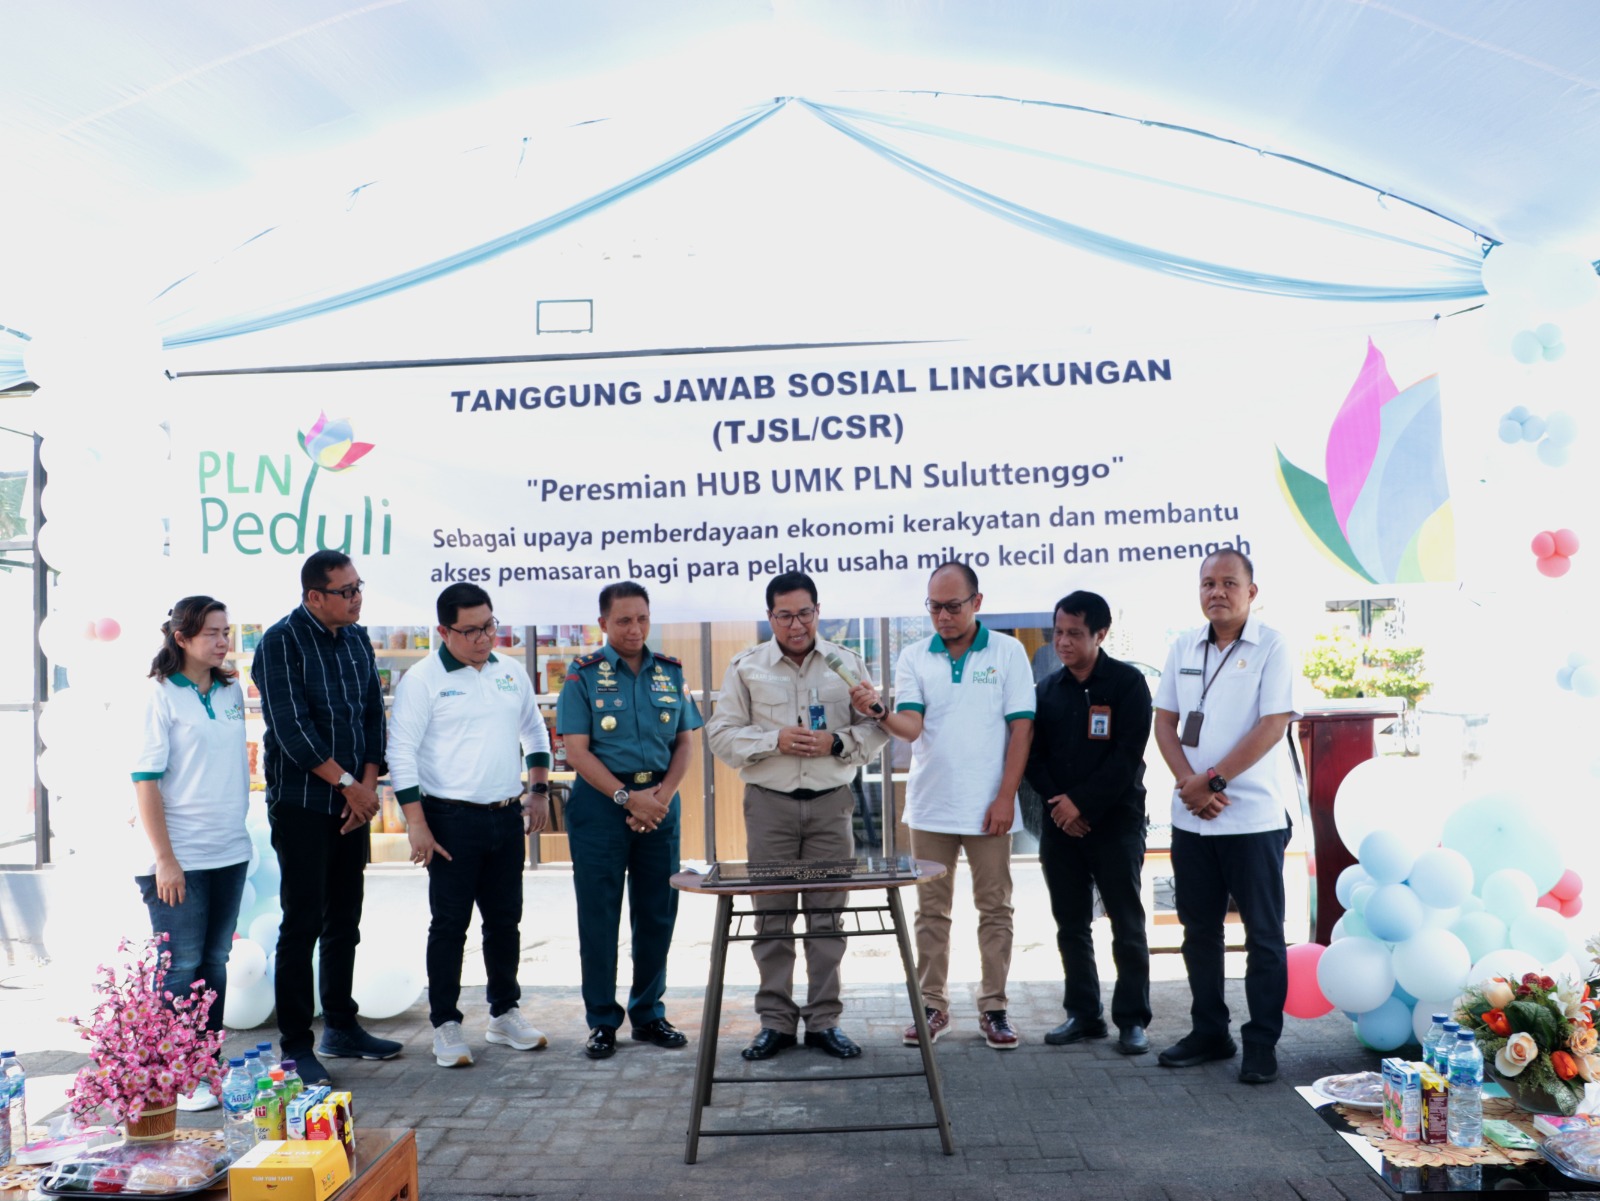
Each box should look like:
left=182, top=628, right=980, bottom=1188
left=1360, top=830, right=1416, bottom=885
left=1356, top=996, right=1416, bottom=1052
left=1365, top=883, right=1426, bottom=942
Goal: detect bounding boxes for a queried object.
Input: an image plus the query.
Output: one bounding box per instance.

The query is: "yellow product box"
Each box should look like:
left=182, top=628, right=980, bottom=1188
left=228, top=1139, right=350, bottom=1201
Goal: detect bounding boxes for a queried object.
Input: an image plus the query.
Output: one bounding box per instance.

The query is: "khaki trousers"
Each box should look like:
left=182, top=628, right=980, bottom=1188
left=742, top=783, right=856, bottom=1033
left=909, top=828, right=1014, bottom=1013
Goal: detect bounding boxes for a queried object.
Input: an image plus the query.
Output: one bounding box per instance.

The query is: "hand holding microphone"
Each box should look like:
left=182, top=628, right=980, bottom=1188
left=824, top=651, right=886, bottom=717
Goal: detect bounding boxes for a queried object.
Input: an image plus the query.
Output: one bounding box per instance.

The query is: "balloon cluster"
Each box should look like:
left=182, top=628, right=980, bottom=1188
left=1531, top=528, right=1580, bottom=578
left=1556, top=653, right=1600, bottom=698
left=1284, top=759, right=1589, bottom=1052
left=1498, top=407, right=1579, bottom=467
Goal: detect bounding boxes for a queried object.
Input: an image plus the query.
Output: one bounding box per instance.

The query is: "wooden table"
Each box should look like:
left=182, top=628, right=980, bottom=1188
left=671, top=860, right=955, bottom=1164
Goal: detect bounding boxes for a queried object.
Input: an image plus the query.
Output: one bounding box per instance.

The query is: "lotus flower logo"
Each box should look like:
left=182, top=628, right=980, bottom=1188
left=298, top=413, right=374, bottom=472
left=1276, top=339, right=1454, bottom=584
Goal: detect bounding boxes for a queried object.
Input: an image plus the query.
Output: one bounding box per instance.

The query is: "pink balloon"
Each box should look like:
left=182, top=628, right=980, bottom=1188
left=1553, top=528, right=1580, bottom=556
left=1285, top=942, right=1334, bottom=1019
left=1538, top=555, right=1572, bottom=578
left=94, top=617, right=121, bottom=641
left=1537, top=893, right=1562, bottom=911
left=1531, top=530, right=1556, bottom=557
left=1560, top=895, right=1584, bottom=919
left=1550, top=869, right=1583, bottom=901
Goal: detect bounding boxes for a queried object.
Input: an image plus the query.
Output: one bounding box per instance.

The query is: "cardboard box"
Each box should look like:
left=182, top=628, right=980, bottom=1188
left=228, top=1139, right=350, bottom=1201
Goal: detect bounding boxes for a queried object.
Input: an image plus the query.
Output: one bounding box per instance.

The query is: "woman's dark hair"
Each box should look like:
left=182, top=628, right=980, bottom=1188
left=149, top=595, right=237, bottom=686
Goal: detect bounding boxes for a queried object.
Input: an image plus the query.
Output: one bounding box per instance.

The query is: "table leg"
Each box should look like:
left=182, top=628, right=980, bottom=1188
left=684, top=892, right=733, bottom=1164
left=887, top=887, right=954, bottom=1154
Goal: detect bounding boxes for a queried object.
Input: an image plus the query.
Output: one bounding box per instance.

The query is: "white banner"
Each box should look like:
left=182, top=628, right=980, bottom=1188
left=167, top=321, right=1453, bottom=622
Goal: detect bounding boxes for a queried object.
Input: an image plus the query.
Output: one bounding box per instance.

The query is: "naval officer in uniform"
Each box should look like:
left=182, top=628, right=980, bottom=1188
left=557, top=580, right=704, bottom=1060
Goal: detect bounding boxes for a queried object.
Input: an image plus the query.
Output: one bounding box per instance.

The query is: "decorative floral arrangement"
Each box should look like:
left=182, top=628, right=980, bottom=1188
left=66, top=935, right=226, bottom=1124
left=1455, top=945, right=1600, bottom=1115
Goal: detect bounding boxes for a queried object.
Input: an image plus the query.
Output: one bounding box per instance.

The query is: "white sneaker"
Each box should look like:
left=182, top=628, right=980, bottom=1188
left=432, top=1021, right=474, bottom=1067
left=485, top=1009, right=548, bottom=1051
left=177, top=1081, right=220, bottom=1112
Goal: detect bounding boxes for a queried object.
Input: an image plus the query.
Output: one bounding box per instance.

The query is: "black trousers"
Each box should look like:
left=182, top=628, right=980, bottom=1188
left=1039, top=816, right=1151, bottom=1030
left=422, top=799, right=525, bottom=1027
left=269, top=802, right=369, bottom=1052
left=1170, top=825, right=1290, bottom=1048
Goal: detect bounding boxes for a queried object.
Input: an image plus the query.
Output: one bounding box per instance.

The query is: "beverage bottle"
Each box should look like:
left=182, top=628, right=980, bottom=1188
left=278, top=1061, right=304, bottom=1108
left=1421, top=1013, right=1449, bottom=1072
left=220, top=1058, right=257, bottom=1157
left=1446, top=1030, right=1483, bottom=1147
left=243, top=1048, right=265, bottom=1084
left=0, top=1051, right=24, bottom=1161
left=255, top=1042, right=279, bottom=1074
left=251, top=1077, right=285, bottom=1142
left=807, top=688, right=826, bottom=731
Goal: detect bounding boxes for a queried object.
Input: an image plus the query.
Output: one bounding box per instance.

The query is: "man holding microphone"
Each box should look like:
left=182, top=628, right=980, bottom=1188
left=707, top=572, right=887, bottom=1059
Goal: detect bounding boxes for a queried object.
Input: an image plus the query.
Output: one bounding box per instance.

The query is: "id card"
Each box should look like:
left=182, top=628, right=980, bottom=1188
left=1088, top=705, right=1111, bottom=740
left=1180, top=710, right=1204, bottom=747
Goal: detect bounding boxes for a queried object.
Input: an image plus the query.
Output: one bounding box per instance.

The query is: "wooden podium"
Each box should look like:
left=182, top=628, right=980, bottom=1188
left=1296, top=702, right=1403, bottom=945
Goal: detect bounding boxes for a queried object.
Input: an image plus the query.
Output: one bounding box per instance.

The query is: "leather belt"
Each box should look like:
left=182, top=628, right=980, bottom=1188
left=421, top=795, right=520, bottom=810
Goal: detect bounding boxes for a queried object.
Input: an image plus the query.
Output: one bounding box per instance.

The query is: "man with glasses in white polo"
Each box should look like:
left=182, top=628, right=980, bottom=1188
left=706, top=571, right=887, bottom=1061
left=848, top=562, right=1034, bottom=1050
left=387, top=583, right=551, bottom=1068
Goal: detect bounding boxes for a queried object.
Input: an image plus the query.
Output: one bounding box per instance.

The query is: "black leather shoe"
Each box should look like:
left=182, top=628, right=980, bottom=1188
left=630, top=1018, right=688, bottom=1049
left=585, top=1026, right=617, bottom=1059
left=1043, top=1016, right=1108, bottom=1046
left=1238, top=1043, right=1278, bottom=1084
left=741, top=1029, right=797, bottom=1060
left=803, top=1027, right=863, bottom=1059
left=1116, top=1025, right=1151, bottom=1055
left=1157, top=1033, right=1238, bottom=1068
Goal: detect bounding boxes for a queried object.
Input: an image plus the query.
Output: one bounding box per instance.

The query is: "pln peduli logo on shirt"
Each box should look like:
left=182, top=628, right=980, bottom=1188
left=196, top=412, right=391, bottom=558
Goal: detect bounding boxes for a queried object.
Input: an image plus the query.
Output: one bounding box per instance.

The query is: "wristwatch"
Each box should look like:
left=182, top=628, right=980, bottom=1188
left=829, top=733, right=845, bottom=758
left=1206, top=768, right=1228, bottom=794
left=612, top=788, right=630, bottom=807
left=528, top=782, right=550, bottom=796
left=333, top=771, right=356, bottom=792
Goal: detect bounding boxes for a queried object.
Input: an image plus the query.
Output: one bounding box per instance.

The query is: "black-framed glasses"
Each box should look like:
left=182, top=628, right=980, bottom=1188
left=925, top=594, right=975, bottom=615
left=315, top=581, right=365, bottom=600
left=445, top=618, right=499, bottom=641
left=769, top=607, right=817, bottom=626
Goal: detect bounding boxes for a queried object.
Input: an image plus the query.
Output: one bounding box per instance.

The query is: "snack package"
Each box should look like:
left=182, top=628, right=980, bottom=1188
left=1382, top=1057, right=1422, bottom=1142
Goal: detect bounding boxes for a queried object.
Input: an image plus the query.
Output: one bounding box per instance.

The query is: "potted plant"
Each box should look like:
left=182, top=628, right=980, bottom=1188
left=67, top=935, right=226, bottom=1141
left=1455, top=953, right=1600, bottom=1115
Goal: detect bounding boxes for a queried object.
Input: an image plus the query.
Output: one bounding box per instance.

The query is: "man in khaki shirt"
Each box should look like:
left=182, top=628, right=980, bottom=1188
left=706, top=571, right=888, bottom=1060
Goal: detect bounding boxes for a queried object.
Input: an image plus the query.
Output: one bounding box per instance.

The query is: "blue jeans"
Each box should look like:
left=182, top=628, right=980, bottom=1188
left=136, top=861, right=249, bottom=1034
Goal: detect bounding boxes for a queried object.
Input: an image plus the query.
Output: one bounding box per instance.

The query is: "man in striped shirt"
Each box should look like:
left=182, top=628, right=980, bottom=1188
left=256, top=549, right=400, bottom=1086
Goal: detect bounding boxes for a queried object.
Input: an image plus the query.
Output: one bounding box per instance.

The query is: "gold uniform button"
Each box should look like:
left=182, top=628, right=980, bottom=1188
left=600, top=715, right=618, bottom=731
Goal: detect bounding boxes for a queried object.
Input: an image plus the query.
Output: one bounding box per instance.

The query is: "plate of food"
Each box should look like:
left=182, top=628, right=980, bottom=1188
left=1311, top=1071, right=1384, bottom=1110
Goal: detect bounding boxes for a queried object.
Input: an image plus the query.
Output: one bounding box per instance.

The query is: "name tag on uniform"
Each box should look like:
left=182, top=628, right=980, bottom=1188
left=1088, top=705, right=1111, bottom=740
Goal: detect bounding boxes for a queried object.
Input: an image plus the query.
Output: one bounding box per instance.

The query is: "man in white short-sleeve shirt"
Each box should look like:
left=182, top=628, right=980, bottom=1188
left=1152, top=549, right=1299, bottom=1086
left=851, top=562, right=1034, bottom=1051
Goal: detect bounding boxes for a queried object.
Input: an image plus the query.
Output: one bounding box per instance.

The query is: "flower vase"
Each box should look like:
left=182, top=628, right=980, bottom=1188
left=1487, top=1067, right=1567, bottom=1115
left=123, top=1104, right=178, bottom=1142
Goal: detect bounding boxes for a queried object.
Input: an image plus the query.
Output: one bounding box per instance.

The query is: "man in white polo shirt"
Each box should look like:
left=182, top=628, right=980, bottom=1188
left=387, top=583, right=551, bottom=1068
left=851, top=562, right=1034, bottom=1050
left=1152, top=549, right=1298, bottom=1086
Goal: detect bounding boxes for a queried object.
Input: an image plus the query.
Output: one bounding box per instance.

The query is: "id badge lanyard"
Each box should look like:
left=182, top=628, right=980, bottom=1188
left=1180, top=634, right=1240, bottom=747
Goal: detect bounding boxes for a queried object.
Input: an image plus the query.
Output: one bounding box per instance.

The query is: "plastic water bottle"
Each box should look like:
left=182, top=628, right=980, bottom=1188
left=243, top=1048, right=265, bottom=1083
left=0, top=1051, right=24, bottom=1158
left=220, top=1059, right=256, bottom=1157
left=251, top=1076, right=284, bottom=1142
left=279, top=1060, right=304, bottom=1108
left=1446, top=1030, right=1483, bottom=1147
left=1421, top=1013, right=1449, bottom=1072
left=255, top=1042, right=279, bottom=1074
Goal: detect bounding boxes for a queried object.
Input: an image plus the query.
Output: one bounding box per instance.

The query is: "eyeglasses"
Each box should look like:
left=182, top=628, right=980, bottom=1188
left=315, top=581, right=365, bottom=600
left=445, top=618, right=498, bottom=642
left=925, top=594, right=976, bottom=615
left=770, top=607, right=817, bottom=626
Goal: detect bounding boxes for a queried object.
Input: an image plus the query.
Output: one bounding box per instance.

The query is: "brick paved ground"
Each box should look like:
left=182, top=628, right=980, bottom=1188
left=6, top=863, right=1587, bottom=1200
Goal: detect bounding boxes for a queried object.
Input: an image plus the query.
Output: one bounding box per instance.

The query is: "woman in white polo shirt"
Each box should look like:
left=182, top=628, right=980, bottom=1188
left=131, top=595, right=253, bottom=1107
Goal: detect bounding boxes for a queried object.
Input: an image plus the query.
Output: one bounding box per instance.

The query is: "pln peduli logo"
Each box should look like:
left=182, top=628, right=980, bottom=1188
left=198, top=411, right=390, bottom=556
left=1276, top=339, right=1453, bottom=584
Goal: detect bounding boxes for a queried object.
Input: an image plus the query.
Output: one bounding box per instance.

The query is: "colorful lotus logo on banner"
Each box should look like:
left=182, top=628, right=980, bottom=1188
left=298, top=412, right=375, bottom=472
left=1276, top=339, right=1454, bottom=584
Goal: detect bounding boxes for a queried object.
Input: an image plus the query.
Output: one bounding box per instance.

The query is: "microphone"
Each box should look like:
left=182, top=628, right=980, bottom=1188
left=824, top=651, right=886, bottom=716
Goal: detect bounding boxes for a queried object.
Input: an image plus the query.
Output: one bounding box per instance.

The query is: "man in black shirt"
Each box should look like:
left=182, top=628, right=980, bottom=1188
left=256, top=550, right=400, bottom=1085
left=1025, top=591, right=1154, bottom=1056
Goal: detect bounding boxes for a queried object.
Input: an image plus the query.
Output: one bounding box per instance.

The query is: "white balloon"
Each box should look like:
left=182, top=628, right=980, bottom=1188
left=1316, top=935, right=1397, bottom=1014
left=228, top=937, right=268, bottom=990
left=223, top=974, right=276, bottom=1030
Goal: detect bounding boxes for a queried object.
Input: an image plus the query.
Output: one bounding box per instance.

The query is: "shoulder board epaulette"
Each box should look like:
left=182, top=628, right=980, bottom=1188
left=652, top=652, right=683, bottom=667
left=575, top=651, right=607, bottom=669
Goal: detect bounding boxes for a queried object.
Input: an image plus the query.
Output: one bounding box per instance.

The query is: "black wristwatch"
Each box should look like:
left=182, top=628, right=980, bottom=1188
left=1206, top=768, right=1228, bottom=793
left=829, top=733, right=845, bottom=758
